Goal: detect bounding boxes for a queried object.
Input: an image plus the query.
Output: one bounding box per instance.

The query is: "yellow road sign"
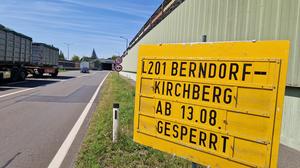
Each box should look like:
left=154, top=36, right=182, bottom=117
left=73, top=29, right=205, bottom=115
left=133, top=41, right=289, bottom=168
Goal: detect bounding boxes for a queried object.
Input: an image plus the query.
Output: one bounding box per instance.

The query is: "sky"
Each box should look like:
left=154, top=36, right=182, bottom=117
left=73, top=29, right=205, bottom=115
left=0, top=0, right=162, bottom=59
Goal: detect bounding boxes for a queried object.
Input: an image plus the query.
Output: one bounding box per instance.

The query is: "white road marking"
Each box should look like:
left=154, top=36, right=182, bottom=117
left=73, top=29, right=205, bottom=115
left=0, top=88, right=35, bottom=98
left=48, top=72, right=109, bottom=168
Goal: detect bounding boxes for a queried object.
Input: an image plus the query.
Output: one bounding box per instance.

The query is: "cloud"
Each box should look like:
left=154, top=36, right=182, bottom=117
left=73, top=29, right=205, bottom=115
left=58, top=0, right=156, bottom=18
left=0, top=0, right=145, bottom=30
left=0, top=0, right=160, bottom=57
left=1, top=14, right=90, bottom=29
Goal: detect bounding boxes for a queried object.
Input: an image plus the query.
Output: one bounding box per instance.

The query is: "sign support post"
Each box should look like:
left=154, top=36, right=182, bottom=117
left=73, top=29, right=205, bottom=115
left=191, top=34, right=208, bottom=168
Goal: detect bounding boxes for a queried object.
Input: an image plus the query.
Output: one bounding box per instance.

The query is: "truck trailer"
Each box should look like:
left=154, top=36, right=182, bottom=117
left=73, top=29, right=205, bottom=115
left=31, top=43, right=59, bottom=77
left=0, top=24, right=59, bottom=81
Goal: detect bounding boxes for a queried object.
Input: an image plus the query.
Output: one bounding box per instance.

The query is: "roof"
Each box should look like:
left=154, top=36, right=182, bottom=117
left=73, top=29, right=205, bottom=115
left=91, top=49, right=98, bottom=59
left=0, top=24, right=32, bottom=40
left=98, top=59, right=114, bottom=64
left=32, top=43, right=59, bottom=51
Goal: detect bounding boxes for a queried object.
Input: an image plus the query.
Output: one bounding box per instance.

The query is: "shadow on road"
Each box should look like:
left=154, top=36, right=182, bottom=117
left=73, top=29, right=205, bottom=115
left=9, top=80, right=60, bottom=88
left=27, top=75, right=75, bottom=80
left=0, top=76, right=75, bottom=88
left=0, top=87, right=15, bottom=92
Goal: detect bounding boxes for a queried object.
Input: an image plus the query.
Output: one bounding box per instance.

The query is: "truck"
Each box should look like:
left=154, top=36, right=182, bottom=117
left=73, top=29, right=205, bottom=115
left=0, top=24, right=59, bottom=81
left=80, top=61, right=89, bottom=73
left=31, top=43, right=59, bottom=77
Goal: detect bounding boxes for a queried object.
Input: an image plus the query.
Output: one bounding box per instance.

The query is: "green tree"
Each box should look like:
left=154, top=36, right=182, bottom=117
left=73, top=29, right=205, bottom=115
left=72, top=55, right=80, bottom=62
left=59, top=50, right=65, bottom=60
left=111, top=55, right=118, bottom=60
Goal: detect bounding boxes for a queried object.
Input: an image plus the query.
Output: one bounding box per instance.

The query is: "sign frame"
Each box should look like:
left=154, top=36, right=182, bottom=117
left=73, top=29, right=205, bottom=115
left=133, top=41, right=289, bottom=168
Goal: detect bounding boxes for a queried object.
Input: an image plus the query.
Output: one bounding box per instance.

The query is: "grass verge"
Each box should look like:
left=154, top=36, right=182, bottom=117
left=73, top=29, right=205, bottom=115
left=58, top=68, right=67, bottom=72
left=75, top=72, right=190, bottom=168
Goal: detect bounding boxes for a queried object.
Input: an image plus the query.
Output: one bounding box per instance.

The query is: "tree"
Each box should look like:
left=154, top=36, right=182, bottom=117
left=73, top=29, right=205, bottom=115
left=59, top=50, right=65, bottom=60
left=91, top=48, right=98, bottom=59
left=72, top=55, right=80, bottom=62
left=111, top=55, right=118, bottom=60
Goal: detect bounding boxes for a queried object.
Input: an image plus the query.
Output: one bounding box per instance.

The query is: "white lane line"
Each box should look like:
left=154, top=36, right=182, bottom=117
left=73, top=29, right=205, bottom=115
left=48, top=72, right=109, bottom=168
left=0, top=88, right=35, bottom=99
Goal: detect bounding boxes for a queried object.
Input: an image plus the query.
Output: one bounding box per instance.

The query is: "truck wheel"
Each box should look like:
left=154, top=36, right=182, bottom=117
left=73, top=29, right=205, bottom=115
left=51, top=70, right=58, bottom=78
left=11, top=72, right=18, bottom=82
left=11, top=68, right=19, bottom=82
left=33, top=69, right=43, bottom=78
left=19, top=70, right=26, bottom=81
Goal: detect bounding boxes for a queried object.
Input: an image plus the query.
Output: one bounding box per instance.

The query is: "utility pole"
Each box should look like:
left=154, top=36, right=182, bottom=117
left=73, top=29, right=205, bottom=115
left=119, top=36, right=128, bottom=51
left=64, top=43, right=71, bottom=60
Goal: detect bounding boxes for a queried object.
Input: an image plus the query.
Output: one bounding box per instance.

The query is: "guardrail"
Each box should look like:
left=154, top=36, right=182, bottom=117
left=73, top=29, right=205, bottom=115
left=124, top=0, right=185, bottom=56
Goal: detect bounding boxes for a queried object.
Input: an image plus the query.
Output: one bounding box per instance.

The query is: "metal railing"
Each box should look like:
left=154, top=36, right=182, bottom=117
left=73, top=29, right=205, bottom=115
left=123, top=0, right=185, bottom=56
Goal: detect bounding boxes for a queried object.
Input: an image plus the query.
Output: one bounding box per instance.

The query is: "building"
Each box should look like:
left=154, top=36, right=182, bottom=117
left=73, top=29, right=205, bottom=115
left=91, top=48, right=98, bottom=59
left=121, top=0, right=300, bottom=157
left=58, top=60, right=77, bottom=70
left=98, top=59, right=114, bottom=70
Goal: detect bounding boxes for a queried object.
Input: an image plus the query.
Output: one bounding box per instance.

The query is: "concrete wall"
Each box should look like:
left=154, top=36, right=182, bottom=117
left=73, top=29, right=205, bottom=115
left=281, top=88, right=300, bottom=150
left=122, top=0, right=300, bottom=151
left=119, top=71, right=136, bottom=81
left=123, top=0, right=300, bottom=87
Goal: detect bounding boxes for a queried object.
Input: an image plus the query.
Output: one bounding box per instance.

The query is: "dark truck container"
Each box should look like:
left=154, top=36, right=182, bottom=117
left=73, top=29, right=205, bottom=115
left=30, top=43, right=59, bottom=77
left=0, top=24, right=32, bottom=81
left=0, top=24, right=59, bottom=81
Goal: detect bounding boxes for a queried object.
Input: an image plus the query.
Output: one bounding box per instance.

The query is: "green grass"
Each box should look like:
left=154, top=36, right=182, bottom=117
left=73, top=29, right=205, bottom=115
left=75, top=72, right=190, bottom=168
left=58, top=68, right=67, bottom=72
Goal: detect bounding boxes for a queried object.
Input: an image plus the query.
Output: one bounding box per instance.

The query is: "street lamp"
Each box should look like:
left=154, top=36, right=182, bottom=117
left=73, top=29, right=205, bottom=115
left=64, top=43, right=71, bottom=60
left=119, top=36, right=128, bottom=51
left=115, top=52, right=121, bottom=56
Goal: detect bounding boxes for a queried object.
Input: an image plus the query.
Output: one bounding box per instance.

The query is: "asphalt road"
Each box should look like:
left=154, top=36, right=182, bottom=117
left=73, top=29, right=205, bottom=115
left=0, top=70, right=299, bottom=168
left=0, top=71, right=109, bottom=168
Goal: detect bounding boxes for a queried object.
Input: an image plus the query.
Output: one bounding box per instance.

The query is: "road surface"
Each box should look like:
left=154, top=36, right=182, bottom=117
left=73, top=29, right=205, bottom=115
left=0, top=71, right=109, bottom=168
left=0, top=70, right=299, bottom=168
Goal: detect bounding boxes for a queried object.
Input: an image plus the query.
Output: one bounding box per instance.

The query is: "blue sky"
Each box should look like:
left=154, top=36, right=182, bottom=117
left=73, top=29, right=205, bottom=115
left=0, top=0, right=162, bottom=59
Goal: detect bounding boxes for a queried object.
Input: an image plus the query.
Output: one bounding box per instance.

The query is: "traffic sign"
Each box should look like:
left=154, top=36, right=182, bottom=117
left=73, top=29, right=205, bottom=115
left=115, top=56, right=123, bottom=64
left=114, top=64, right=123, bottom=72
left=133, top=41, right=289, bottom=168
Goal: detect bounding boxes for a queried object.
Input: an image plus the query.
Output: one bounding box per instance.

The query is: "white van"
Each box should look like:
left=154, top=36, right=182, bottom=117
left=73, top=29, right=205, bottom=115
left=80, top=61, right=89, bottom=73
